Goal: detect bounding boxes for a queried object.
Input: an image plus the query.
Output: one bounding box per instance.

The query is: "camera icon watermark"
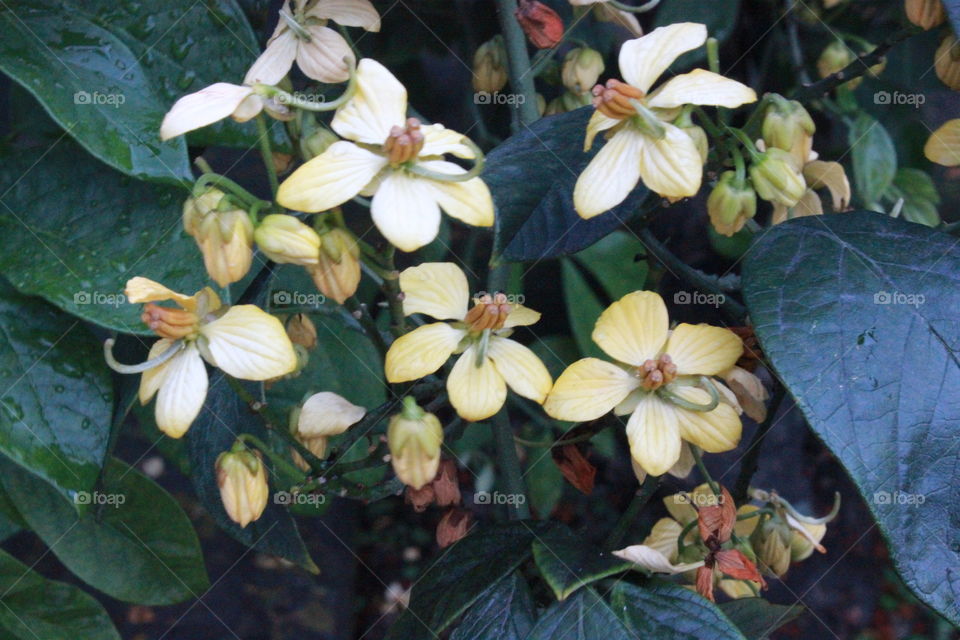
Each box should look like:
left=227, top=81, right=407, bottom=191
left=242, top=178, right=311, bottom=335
left=873, top=91, right=925, bottom=108
left=873, top=290, right=924, bottom=308
left=474, top=91, right=526, bottom=106
left=674, top=290, right=725, bottom=308
left=474, top=491, right=526, bottom=505
left=73, top=90, right=126, bottom=108
left=472, top=290, right=526, bottom=304
left=272, top=290, right=326, bottom=306
left=274, top=490, right=326, bottom=506
left=74, top=491, right=126, bottom=507
left=873, top=490, right=925, bottom=505
left=74, top=291, right=126, bottom=307
left=672, top=491, right=725, bottom=507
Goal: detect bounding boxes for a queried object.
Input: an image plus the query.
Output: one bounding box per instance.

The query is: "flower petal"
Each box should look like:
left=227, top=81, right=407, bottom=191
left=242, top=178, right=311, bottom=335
left=613, top=544, right=704, bottom=574
left=574, top=127, right=644, bottom=219
left=125, top=277, right=198, bottom=310
left=447, top=347, right=507, bottom=421
left=583, top=109, right=621, bottom=151
left=543, top=357, right=639, bottom=421
left=592, top=291, right=669, bottom=367
left=399, top=262, right=470, bottom=320
left=331, top=58, right=407, bottom=144
left=418, top=161, right=495, bottom=228
left=642, top=517, right=685, bottom=560
left=673, top=386, right=742, bottom=453
left=298, top=391, right=365, bottom=437
left=924, top=118, right=960, bottom=167
left=803, top=160, right=850, bottom=210
left=636, top=121, right=703, bottom=199
left=296, top=25, right=355, bottom=83
left=665, top=323, right=742, bottom=375
left=503, top=304, right=541, bottom=328
left=277, top=141, right=387, bottom=212
left=160, top=83, right=256, bottom=141
left=371, top=170, right=442, bottom=251
left=139, top=339, right=178, bottom=405
left=487, top=337, right=553, bottom=403
left=420, top=124, right=476, bottom=159
left=618, top=23, right=707, bottom=93
left=200, top=305, right=297, bottom=380
left=243, top=29, right=298, bottom=85
left=308, top=0, right=381, bottom=31
left=153, top=344, right=208, bottom=438
left=626, top=393, right=681, bottom=476
left=646, top=69, right=757, bottom=109
left=385, top=323, right=465, bottom=382
left=595, top=5, right=643, bottom=37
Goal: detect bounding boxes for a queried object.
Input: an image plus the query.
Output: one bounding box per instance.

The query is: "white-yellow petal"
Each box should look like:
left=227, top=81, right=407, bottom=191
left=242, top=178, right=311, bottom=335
left=331, top=58, right=407, bottom=144
left=153, top=344, right=208, bottom=438
left=642, top=517, right=684, bottom=560
left=592, top=291, right=669, bottom=367
left=420, top=124, right=476, bottom=159
left=371, top=170, right=442, bottom=251
left=503, top=304, right=541, bottom=328
left=296, top=25, right=355, bottom=83
left=618, top=23, right=707, bottom=93
left=543, top=357, right=639, bottom=421
left=308, top=0, right=381, bottom=31
left=243, top=29, right=298, bottom=85
left=384, top=322, right=466, bottom=382
left=298, top=391, right=365, bottom=437
left=613, top=544, right=704, bottom=574
left=583, top=109, right=621, bottom=151
left=160, top=83, right=256, bottom=141
left=924, top=119, right=960, bottom=167
left=200, top=305, right=297, bottom=380
left=447, top=347, right=507, bottom=421
left=626, top=394, right=681, bottom=476
left=636, top=121, right=704, bottom=199
left=139, top=339, right=178, bottom=405
left=399, top=262, right=470, bottom=321
left=673, top=386, right=742, bottom=453
left=574, top=126, right=644, bottom=219
left=664, top=323, right=742, bottom=376
left=487, top=337, right=553, bottom=403
left=418, top=161, right=495, bottom=228
left=646, top=69, right=757, bottom=109
left=803, top=160, right=850, bottom=210
left=277, top=141, right=387, bottom=212
left=124, top=277, right=197, bottom=310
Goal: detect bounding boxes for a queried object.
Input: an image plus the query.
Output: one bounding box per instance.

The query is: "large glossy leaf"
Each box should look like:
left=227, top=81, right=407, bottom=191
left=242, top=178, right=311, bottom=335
left=187, top=372, right=317, bottom=573
left=0, top=2, right=191, bottom=182
left=386, top=521, right=554, bottom=639
left=0, top=456, right=209, bottom=605
left=532, top=525, right=633, bottom=600
left=0, top=282, right=111, bottom=502
left=449, top=573, right=536, bottom=640
left=0, top=548, right=120, bottom=640
left=848, top=114, right=897, bottom=207
left=526, top=587, right=635, bottom=640
left=485, top=108, right=648, bottom=263
left=719, top=598, right=803, bottom=639
left=609, top=581, right=746, bottom=639
left=0, top=138, right=206, bottom=334
left=742, top=212, right=960, bottom=625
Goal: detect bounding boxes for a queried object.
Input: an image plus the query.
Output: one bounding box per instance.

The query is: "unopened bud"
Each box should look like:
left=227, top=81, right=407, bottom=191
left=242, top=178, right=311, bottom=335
left=436, top=508, right=472, bottom=548
left=751, top=520, right=792, bottom=577
left=308, top=227, right=361, bottom=304
left=935, top=34, right=960, bottom=90
left=472, top=35, right=508, bottom=94
left=405, top=484, right=436, bottom=512
left=432, top=459, right=461, bottom=507
left=681, top=124, right=709, bottom=164
left=816, top=40, right=855, bottom=79
left=388, top=397, right=443, bottom=490
left=291, top=434, right=328, bottom=472
left=905, top=0, right=946, bottom=29
left=301, top=127, right=340, bottom=161
left=515, top=0, right=564, bottom=49
left=254, top=214, right=321, bottom=266
left=762, top=97, right=815, bottom=166
left=215, top=448, right=269, bottom=528
left=285, top=313, right=317, bottom=350
left=749, top=148, right=806, bottom=207
left=552, top=444, right=596, bottom=495
left=707, top=171, right=757, bottom=237
left=184, top=191, right=254, bottom=288
left=562, top=47, right=605, bottom=94
left=544, top=90, right=593, bottom=116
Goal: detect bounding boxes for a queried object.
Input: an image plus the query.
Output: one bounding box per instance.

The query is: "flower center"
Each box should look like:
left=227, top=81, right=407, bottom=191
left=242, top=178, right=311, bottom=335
left=464, top=292, right=512, bottom=331
left=591, top=79, right=644, bottom=120
left=383, top=118, right=425, bottom=165
left=141, top=303, right=200, bottom=340
left=637, top=354, right=677, bottom=391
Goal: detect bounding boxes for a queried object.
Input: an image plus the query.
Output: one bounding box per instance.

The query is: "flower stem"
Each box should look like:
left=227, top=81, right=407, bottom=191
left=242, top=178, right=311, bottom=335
left=604, top=473, right=659, bottom=549
left=236, top=433, right=308, bottom=483
left=495, top=0, right=540, bottom=128
left=381, top=246, right=408, bottom=337
left=690, top=445, right=721, bottom=498
left=733, top=384, right=786, bottom=503
left=256, top=115, right=279, bottom=199
left=491, top=410, right=531, bottom=520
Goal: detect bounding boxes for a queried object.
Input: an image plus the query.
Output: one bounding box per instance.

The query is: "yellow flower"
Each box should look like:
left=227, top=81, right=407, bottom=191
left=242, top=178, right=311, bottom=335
left=292, top=391, right=365, bottom=468
left=123, top=278, right=297, bottom=438
left=244, top=0, right=380, bottom=85
left=573, top=23, right=756, bottom=218
left=924, top=119, right=960, bottom=167
left=384, top=263, right=552, bottom=421
left=216, top=448, right=270, bottom=527
left=544, top=291, right=743, bottom=476
left=277, top=59, right=494, bottom=252
left=614, top=516, right=705, bottom=574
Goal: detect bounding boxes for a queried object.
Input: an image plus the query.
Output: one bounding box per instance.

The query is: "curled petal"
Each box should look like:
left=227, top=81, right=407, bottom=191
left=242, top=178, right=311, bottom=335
left=298, top=391, right=365, bottom=438
left=125, top=277, right=200, bottom=310
left=803, top=160, right=850, bottom=210
left=307, top=0, right=382, bottom=31
left=418, top=161, right=495, bottom=228
left=503, top=304, right=541, bottom=328
left=420, top=124, right=476, bottom=159
left=297, top=25, right=355, bottom=84
left=160, top=83, right=257, bottom=141
left=646, top=69, right=757, bottom=110
left=924, top=118, right=960, bottom=167
left=583, top=109, right=622, bottom=151
left=613, top=544, right=704, bottom=574
left=400, top=262, right=470, bottom=321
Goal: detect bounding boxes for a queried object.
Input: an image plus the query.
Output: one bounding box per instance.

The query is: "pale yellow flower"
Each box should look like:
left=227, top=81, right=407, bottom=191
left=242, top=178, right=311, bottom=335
left=924, top=119, right=960, bottom=167
left=544, top=291, right=743, bottom=476
left=244, top=0, right=380, bottom=85
left=216, top=448, right=269, bottom=527
left=126, top=278, right=297, bottom=438
left=574, top=23, right=756, bottom=218
left=277, top=59, right=494, bottom=252
left=384, top=263, right=552, bottom=421
left=614, top=517, right=705, bottom=574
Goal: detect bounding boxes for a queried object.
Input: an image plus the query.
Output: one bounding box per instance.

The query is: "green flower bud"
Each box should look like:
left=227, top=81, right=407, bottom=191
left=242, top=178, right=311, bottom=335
left=707, top=171, right=757, bottom=237
left=561, top=47, right=605, bottom=94
left=762, top=96, right=815, bottom=165
left=254, top=214, right=321, bottom=266
left=749, top=148, right=807, bottom=207
left=472, top=35, right=508, bottom=94
left=388, top=397, right=443, bottom=490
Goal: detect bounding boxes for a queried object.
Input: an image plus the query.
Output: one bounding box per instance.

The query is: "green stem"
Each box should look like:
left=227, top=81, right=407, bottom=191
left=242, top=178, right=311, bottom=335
left=381, top=246, right=407, bottom=337
left=690, top=445, right=720, bottom=498
left=604, top=474, right=659, bottom=549
left=491, top=410, right=531, bottom=519
left=344, top=297, right=390, bottom=356
left=732, top=384, right=786, bottom=504
left=236, top=433, right=308, bottom=483
left=495, top=0, right=540, bottom=127
left=256, top=115, right=279, bottom=198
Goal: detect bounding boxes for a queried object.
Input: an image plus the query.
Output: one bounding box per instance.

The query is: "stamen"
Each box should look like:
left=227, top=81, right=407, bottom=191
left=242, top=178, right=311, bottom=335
left=638, top=354, right=677, bottom=390
left=465, top=292, right=512, bottom=331
left=141, top=303, right=200, bottom=340
left=383, top=118, right=425, bottom=165
left=592, top=79, right=645, bottom=120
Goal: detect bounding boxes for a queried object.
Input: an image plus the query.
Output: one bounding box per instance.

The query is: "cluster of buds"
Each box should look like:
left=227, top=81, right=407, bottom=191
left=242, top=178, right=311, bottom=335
left=745, top=489, right=839, bottom=579
left=216, top=446, right=269, bottom=528
left=472, top=35, right=508, bottom=94
left=388, top=397, right=444, bottom=490
left=749, top=148, right=807, bottom=208
left=761, top=96, right=815, bottom=167
left=405, top=460, right=471, bottom=548
left=183, top=188, right=254, bottom=287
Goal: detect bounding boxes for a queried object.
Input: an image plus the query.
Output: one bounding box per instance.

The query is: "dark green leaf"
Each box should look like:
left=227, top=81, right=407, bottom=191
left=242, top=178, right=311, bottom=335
left=526, top=445, right=564, bottom=518
left=526, top=587, right=635, bottom=640
left=386, top=521, right=554, bottom=639
left=888, top=168, right=940, bottom=227
left=485, top=108, right=648, bottom=263
left=0, top=2, right=190, bottom=182
left=0, top=456, right=209, bottom=605
left=609, top=580, right=746, bottom=639
left=0, top=548, right=120, bottom=640
left=720, top=598, right=803, bottom=639
left=741, top=211, right=960, bottom=626
left=450, top=572, right=536, bottom=640
left=562, top=260, right=606, bottom=359
left=0, top=282, right=111, bottom=502
left=573, top=231, right=648, bottom=299
left=0, top=138, right=206, bottom=334
left=532, top=526, right=633, bottom=600
left=848, top=114, right=897, bottom=206
left=187, top=373, right=317, bottom=573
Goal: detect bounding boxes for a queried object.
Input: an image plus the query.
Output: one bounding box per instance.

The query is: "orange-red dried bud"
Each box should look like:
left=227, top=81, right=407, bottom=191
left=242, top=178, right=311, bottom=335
left=436, top=508, right=472, bottom=548
left=714, top=548, right=766, bottom=587
left=591, top=79, right=644, bottom=120
left=464, top=292, right=512, bottom=331
left=383, top=118, right=425, bottom=165
left=697, top=485, right=736, bottom=546
left=552, top=444, right=596, bottom=495
left=515, top=0, right=564, bottom=49
left=432, top=459, right=462, bottom=507
left=405, top=484, right=436, bottom=512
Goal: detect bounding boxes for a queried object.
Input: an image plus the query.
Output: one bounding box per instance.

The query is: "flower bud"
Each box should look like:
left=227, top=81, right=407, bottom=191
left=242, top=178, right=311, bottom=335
left=935, top=34, right=960, bottom=90
left=562, top=47, right=605, bottom=94
left=184, top=191, right=254, bottom=288
left=749, top=148, right=806, bottom=207
left=432, top=459, right=461, bottom=507
left=436, top=508, right=472, bottom=548
left=302, top=127, right=340, bottom=161
left=789, top=520, right=827, bottom=562
left=544, top=90, right=593, bottom=116
left=215, top=448, right=269, bottom=528
left=388, top=397, right=443, bottom=490
left=405, top=483, right=435, bottom=512
left=762, top=97, right=815, bottom=166
left=290, top=392, right=364, bottom=470
left=905, top=0, right=946, bottom=29
left=472, top=35, right=508, bottom=94
left=307, top=227, right=361, bottom=304
left=552, top=444, right=596, bottom=494
left=707, top=171, right=757, bottom=237
left=751, top=519, right=792, bottom=577
left=254, top=214, right=321, bottom=266
left=816, top=40, right=855, bottom=79
left=285, top=313, right=317, bottom=350
left=515, top=0, right=564, bottom=49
